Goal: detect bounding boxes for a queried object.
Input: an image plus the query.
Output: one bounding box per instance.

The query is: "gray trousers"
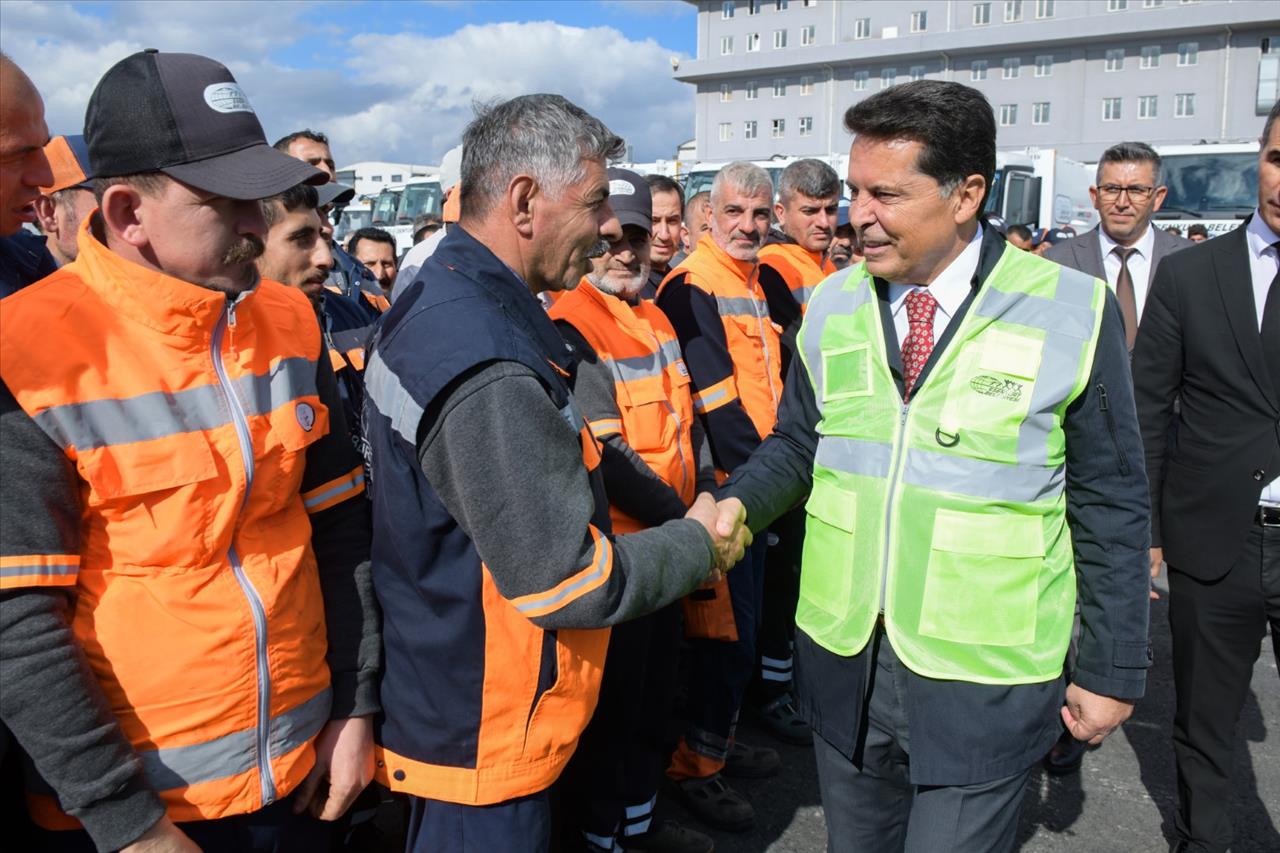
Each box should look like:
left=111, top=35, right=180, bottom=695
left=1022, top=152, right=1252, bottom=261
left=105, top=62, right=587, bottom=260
left=814, top=632, right=1032, bottom=853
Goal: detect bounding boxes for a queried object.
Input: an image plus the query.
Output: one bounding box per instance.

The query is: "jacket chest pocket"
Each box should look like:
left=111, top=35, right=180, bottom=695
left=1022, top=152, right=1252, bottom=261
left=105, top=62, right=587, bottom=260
left=256, top=400, right=329, bottom=512
left=940, top=331, right=1041, bottom=442
left=617, top=376, right=678, bottom=454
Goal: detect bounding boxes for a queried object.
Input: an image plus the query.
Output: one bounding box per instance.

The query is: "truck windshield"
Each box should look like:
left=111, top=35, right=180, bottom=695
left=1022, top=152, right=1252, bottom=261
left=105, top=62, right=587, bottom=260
left=396, top=184, right=444, bottom=224
left=372, top=190, right=401, bottom=226
left=1160, top=152, right=1257, bottom=215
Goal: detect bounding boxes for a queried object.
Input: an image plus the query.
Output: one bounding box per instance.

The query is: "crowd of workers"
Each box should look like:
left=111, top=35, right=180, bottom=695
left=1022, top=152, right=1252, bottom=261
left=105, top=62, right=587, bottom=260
left=0, top=46, right=1277, bottom=853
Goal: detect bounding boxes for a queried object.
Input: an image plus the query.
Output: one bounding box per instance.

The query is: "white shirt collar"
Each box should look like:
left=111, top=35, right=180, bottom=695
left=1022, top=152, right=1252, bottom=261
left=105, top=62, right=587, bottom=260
left=1245, top=208, right=1280, bottom=260
left=1097, top=222, right=1155, bottom=261
left=888, top=224, right=983, bottom=319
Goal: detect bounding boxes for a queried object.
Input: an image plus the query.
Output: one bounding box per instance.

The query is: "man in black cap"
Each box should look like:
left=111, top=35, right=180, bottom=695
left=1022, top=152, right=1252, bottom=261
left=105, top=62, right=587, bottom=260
left=0, top=50, right=379, bottom=853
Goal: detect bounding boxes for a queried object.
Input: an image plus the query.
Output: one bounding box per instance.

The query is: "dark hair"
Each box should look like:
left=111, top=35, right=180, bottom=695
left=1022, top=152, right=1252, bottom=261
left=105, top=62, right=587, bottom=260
left=272, top=129, right=330, bottom=153
left=259, top=182, right=319, bottom=228
left=93, top=172, right=168, bottom=205
left=1186, top=223, right=1209, bottom=238
left=778, top=158, right=841, bottom=204
left=1263, top=98, right=1280, bottom=147
left=1096, top=141, right=1162, bottom=185
left=348, top=226, right=396, bottom=256
left=1006, top=224, right=1033, bottom=242
left=844, top=80, right=995, bottom=209
left=645, top=174, right=684, bottom=214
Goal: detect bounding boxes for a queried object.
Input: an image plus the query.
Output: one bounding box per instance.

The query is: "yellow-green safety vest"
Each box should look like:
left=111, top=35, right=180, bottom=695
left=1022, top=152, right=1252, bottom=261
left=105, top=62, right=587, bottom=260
left=795, top=243, right=1106, bottom=685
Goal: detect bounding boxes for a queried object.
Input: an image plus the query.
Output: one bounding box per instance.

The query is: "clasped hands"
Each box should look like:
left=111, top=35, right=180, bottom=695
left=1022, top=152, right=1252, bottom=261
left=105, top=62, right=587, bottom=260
left=686, top=494, right=751, bottom=581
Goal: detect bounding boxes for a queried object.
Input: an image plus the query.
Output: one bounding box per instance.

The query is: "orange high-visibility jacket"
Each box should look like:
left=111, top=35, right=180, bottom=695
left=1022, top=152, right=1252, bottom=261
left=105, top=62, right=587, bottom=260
left=0, top=222, right=365, bottom=824
left=549, top=279, right=697, bottom=533
left=757, top=240, right=836, bottom=317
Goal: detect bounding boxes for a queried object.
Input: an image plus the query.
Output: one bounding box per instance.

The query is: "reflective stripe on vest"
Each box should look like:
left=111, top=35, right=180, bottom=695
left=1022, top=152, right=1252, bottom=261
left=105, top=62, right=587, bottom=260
left=795, top=248, right=1105, bottom=684
left=759, top=241, right=836, bottom=315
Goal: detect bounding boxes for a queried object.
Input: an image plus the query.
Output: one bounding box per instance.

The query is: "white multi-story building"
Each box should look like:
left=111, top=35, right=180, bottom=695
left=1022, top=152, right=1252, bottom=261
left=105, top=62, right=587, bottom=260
left=334, top=161, right=435, bottom=199
left=674, top=0, right=1279, bottom=162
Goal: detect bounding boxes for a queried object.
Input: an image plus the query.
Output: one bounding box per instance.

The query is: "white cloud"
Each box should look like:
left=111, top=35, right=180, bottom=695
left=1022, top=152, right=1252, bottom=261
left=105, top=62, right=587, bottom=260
left=0, top=2, right=693, bottom=167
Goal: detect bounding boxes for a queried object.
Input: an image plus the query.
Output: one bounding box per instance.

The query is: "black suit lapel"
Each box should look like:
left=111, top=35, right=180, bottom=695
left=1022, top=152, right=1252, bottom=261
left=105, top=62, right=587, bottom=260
left=1211, top=227, right=1278, bottom=409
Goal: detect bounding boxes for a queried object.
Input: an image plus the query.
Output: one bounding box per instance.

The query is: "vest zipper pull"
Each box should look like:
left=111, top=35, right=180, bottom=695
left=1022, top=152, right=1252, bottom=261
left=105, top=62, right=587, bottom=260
left=226, top=302, right=238, bottom=359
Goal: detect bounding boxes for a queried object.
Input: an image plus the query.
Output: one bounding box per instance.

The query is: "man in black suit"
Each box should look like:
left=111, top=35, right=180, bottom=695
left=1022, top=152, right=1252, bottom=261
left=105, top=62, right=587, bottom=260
left=1132, top=101, right=1280, bottom=853
left=1047, top=141, right=1191, bottom=352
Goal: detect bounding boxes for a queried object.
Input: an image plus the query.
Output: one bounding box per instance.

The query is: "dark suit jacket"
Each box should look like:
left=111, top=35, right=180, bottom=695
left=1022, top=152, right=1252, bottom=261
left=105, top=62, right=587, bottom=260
left=1132, top=223, right=1280, bottom=578
left=1045, top=225, right=1191, bottom=292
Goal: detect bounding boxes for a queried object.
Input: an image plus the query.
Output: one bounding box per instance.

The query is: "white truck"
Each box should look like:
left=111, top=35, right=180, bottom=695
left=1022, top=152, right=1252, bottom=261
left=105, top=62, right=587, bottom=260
left=385, top=177, right=445, bottom=255
left=1151, top=142, right=1258, bottom=238
left=986, top=148, right=1097, bottom=233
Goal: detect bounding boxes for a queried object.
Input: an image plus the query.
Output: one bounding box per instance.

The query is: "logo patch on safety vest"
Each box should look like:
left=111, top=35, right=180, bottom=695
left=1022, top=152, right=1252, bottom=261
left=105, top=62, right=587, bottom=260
left=296, top=402, right=316, bottom=431
left=969, top=374, right=1023, bottom=402
left=203, top=83, right=254, bottom=114
left=676, top=360, right=689, bottom=378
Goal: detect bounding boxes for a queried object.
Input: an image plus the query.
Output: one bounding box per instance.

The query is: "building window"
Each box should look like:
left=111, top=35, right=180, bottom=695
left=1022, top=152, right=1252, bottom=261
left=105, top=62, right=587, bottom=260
left=746, top=80, right=758, bottom=100
left=973, top=2, right=991, bottom=25
left=1105, top=48, right=1124, bottom=72
left=803, top=0, right=817, bottom=6
left=999, top=104, right=1017, bottom=126
left=773, top=78, right=787, bottom=97
left=799, top=116, right=814, bottom=136
left=1175, top=92, right=1195, bottom=117
left=371, top=175, right=382, bottom=183
left=854, top=17, right=871, bottom=39
left=720, top=83, right=732, bottom=102
left=910, top=65, right=926, bottom=81
left=1102, top=97, right=1122, bottom=121
left=719, top=122, right=733, bottom=141
left=721, top=36, right=733, bottom=55
left=771, top=118, right=786, bottom=138
left=747, top=32, right=761, bottom=51
left=1138, top=94, right=1158, bottom=119
left=1033, top=101, right=1050, bottom=124
left=1140, top=45, right=1160, bottom=69
left=391, top=173, right=402, bottom=182
left=1003, top=57, right=1021, bottom=79
left=1034, top=54, right=1053, bottom=77
left=744, top=120, right=758, bottom=140
left=971, top=60, right=989, bottom=81
left=1107, top=0, right=1128, bottom=10
left=748, top=0, right=760, bottom=14
left=1177, top=41, right=1198, bottom=66
left=722, top=1, right=734, bottom=20
left=911, top=11, right=927, bottom=32
left=1035, top=0, right=1054, bottom=18
left=773, top=29, right=787, bottom=48
left=800, top=75, right=814, bottom=94
left=1179, top=0, right=1199, bottom=4
left=853, top=70, right=869, bottom=90
left=1004, top=1, right=1022, bottom=23
left=881, top=68, right=897, bottom=88
left=801, top=24, right=816, bottom=45
left=775, top=0, right=789, bottom=9
left=1143, top=0, right=1163, bottom=7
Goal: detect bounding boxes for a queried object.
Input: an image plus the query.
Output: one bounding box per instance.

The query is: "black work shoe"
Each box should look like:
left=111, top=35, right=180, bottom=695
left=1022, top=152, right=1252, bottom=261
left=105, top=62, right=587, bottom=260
left=669, top=774, right=754, bottom=833
left=623, top=819, right=715, bottom=853
left=722, top=740, right=781, bottom=779
left=755, top=693, right=813, bottom=746
left=1042, top=728, right=1088, bottom=775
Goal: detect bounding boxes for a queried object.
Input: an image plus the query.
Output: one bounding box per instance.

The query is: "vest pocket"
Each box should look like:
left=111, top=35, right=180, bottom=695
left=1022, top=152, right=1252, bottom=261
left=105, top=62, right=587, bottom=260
left=799, top=482, right=857, bottom=616
left=918, top=510, right=1044, bottom=648
left=821, top=343, right=873, bottom=403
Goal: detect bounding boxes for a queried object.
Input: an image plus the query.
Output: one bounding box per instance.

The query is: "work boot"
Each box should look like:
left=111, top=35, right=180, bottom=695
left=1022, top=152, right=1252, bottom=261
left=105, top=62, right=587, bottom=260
left=722, top=740, right=780, bottom=779
left=669, top=774, right=754, bottom=833
left=755, top=693, right=812, bottom=746
left=623, top=819, right=715, bottom=853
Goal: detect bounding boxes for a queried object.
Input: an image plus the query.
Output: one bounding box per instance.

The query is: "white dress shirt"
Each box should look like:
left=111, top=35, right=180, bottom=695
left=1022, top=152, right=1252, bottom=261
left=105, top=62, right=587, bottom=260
left=1245, top=211, right=1280, bottom=505
left=887, top=225, right=984, bottom=346
left=1098, top=224, right=1156, bottom=320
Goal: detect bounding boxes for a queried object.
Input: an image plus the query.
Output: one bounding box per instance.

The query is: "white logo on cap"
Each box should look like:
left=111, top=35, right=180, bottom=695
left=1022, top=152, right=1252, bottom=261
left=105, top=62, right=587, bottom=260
left=203, top=83, right=255, bottom=115
left=609, top=179, right=636, bottom=197
left=296, top=402, right=316, bottom=432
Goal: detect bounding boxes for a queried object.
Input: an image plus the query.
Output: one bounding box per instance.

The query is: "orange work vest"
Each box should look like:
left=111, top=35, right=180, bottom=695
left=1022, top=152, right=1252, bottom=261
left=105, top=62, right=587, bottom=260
left=1, top=221, right=349, bottom=824
left=660, top=234, right=782, bottom=442
left=757, top=240, right=836, bottom=316
left=549, top=279, right=697, bottom=533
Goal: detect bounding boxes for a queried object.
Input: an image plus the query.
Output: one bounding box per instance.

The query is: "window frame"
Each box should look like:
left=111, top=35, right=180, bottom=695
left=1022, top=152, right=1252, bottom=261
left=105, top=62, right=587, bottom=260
left=973, top=2, right=991, bottom=25
left=999, top=103, right=1018, bottom=126
left=1102, top=97, right=1122, bottom=121
left=1032, top=101, right=1050, bottom=124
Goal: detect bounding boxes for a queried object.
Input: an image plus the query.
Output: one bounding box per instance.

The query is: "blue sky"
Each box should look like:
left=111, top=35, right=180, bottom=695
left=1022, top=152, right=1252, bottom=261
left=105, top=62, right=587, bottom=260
left=1, top=0, right=700, bottom=164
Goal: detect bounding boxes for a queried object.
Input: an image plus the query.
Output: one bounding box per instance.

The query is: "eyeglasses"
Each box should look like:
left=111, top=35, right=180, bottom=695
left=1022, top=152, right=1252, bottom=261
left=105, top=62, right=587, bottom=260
left=1097, top=184, right=1156, bottom=202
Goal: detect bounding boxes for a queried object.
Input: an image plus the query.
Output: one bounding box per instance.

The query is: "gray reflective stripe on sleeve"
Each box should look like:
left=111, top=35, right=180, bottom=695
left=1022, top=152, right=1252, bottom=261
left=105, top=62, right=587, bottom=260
left=625, top=795, right=657, bottom=819
left=692, top=385, right=730, bottom=412
left=363, top=351, right=424, bottom=446
left=800, top=273, right=875, bottom=415
left=902, top=447, right=1065, bottom=504
left=792, top=284, right=815, bottom=305
left=512, top=536, right=612, bottom=615
left=560, top=395, right=585, bottom=434
left=814, top=435, right=894, bottom=479
left=31, top=357, right=318, bottom=453
left=302, top=471, right=366, bottom=510
left=141, top=687, right=332, bottom=792
left=714, top=295, right=770, bottom=317
left=0, top=563, right=78, bottom=578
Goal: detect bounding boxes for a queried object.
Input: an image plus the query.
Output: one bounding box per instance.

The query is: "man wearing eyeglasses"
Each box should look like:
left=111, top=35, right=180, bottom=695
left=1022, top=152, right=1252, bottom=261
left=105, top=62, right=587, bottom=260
left=1046, top=142, right=1190, bottom=352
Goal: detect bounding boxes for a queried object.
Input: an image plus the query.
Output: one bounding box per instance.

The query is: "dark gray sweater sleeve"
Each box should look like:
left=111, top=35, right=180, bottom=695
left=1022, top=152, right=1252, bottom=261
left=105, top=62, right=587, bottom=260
left=418, top=361, right=716, bottom=630
left=0, top=382, right=165, bottom=851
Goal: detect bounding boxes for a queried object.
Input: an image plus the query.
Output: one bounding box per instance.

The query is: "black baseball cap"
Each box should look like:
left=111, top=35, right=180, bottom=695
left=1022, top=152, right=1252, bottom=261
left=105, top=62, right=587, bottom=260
left=316, top=182, right=355, bottom=208
left=606, top=167, right=651, bottom=234
left=85, top=50, right=325, bottom=200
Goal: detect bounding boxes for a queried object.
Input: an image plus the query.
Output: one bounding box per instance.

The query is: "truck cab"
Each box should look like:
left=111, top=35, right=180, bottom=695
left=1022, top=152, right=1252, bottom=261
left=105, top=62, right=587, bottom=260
left=985, top=148, right=1097, bottom=233
left=1152, top=143, right=1258, bottom=238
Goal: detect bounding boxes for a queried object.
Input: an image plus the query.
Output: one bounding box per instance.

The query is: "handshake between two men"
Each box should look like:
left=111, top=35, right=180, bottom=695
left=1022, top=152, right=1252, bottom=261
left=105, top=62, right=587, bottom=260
left=685, top=494, right=751, bottom=582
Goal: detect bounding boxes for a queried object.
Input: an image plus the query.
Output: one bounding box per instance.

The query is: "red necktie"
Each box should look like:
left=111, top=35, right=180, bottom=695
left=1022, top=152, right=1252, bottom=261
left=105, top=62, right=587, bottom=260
left=902, top=288, right=939, bottom=401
